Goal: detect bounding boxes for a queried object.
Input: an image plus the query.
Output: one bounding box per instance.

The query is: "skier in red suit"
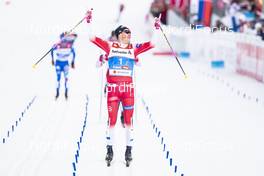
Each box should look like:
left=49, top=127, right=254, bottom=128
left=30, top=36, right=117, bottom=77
left=85, top=9, right=161, bottom=166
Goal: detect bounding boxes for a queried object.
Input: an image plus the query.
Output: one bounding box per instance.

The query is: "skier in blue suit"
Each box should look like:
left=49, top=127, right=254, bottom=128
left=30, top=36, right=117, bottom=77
left=51, top=32, right=77, bottom=100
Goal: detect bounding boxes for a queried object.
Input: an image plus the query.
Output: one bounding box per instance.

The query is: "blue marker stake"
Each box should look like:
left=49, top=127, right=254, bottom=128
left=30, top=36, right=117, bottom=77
left=75, top=154, right=78, bottom=163
left=19, top=118, right=21, bottom=121
left=72, top=162, right=76, bottom=171
left=7, top=131, right=10, bottom=137
left=76, top=150, right=79, bottom=157
left=170, top=158, right=172, bottom=166
left=77, top=142, right=80, bottom=150
left=16, top=121, right=18, bottom=126
left=3, top=138, right=5, bottom=143
left=174, top=165, right=177, bottom=173
left=158, top=131, right=161, bottom=137
left=166, top=151, right=169, bottom=159
left=80, top=137, right=82, bottom=143
left=12, top=125, right=14, bottom=132
left=161, top=137, right=164, bottom=144
left=163, top=144, right=166, bottom=151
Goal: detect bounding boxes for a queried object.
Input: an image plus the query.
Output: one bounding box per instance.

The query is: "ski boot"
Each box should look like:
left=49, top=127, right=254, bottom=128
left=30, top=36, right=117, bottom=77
left=125, top=146, right=132, bottom=167
left=105, top=145, right=113, bottom=167
left=65, top=89, right=68, bottom=100
left=55, top=89, right=59, bottom=100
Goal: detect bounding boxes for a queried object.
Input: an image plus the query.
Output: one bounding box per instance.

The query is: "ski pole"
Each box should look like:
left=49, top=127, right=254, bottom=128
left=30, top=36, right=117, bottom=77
left=157, top=14, right=188, bottom=79
left=32, top=9, right=92, bottom=69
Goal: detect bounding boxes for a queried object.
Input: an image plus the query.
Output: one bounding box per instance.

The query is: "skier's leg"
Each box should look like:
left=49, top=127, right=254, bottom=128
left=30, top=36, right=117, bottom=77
left=122, top=97, right=134, bottom=147
left=105, top=94, right=120, bottom=164
left=63, top=65, right=69, bottom=98
left=55, top=65, right=62, bottom=98
left=106, top=98, right=119, bottom=146
left=123, top=98, right=134, bottom=165
left=122, top=85, right=134, bottom=165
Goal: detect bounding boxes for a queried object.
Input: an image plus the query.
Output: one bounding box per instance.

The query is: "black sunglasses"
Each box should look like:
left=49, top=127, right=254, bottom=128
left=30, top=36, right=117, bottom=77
left=123, top=29, right=131, bottom=34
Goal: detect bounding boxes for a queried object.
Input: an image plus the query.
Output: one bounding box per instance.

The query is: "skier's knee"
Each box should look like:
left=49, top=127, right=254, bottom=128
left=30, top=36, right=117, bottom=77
left=123, top=105, right=134, bottom=126
left=109, top=118, right=117, bottom=127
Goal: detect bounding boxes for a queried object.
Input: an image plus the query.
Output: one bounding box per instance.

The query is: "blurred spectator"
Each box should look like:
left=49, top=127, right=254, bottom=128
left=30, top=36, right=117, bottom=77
left=150, top=0, right=169, bottom=25
left=243, top=21, right=257, bottom=34
left=228, top=0, right=241, bottom=32
left=257, top=23, right=264, bottom=40
left=221, top=0, right=264, bottom=37
left=213, top=19, right=230, bottom=32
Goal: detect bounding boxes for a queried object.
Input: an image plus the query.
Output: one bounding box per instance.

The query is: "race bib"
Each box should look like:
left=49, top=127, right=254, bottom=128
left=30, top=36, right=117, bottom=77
left=108, top=57, right=135, bottom=77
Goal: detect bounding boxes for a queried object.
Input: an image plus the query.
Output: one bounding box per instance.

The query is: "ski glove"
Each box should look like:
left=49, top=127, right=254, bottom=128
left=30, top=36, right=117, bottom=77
left=96, top=54, right=106, bottom=68
left=71, top=62, right=75, bottom=69
left=154, top=17, right=161, bottom=30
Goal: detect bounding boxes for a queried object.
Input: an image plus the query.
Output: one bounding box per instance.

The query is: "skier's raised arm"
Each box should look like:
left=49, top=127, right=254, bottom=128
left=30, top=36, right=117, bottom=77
left=133, top=16, right=161, bottom=57
left=86, top=9, right=110, bottom=54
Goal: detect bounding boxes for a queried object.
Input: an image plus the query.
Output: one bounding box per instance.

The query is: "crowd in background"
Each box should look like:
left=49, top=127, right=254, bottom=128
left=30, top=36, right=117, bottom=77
left=224, top=0, right=264, bottom=40
left=148, top=0, right=264, bottom=40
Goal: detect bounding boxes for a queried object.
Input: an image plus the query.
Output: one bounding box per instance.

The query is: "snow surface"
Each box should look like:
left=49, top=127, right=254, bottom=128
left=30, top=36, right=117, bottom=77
left=0, top=0, right=264, bottom=176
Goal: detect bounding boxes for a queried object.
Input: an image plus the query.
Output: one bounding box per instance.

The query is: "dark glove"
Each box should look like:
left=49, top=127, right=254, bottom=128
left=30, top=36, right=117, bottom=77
left=71, top=62, right=75, bottom=69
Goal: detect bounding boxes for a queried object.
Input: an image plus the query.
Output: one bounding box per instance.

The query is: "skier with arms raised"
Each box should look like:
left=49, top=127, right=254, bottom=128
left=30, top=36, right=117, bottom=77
left=85, top=9, right=161, bottom=166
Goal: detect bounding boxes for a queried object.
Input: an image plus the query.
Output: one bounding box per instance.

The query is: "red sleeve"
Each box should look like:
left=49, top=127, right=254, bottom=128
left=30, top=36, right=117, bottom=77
left=90, top=37, right=110, bottom=54
left=134, top=42, right=154, bottom=57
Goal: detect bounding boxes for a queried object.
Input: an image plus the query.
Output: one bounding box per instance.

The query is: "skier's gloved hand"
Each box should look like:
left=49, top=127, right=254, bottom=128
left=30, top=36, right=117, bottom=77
left=119, top=3, right=125, bottom=13
left=154, top=14, right=161, bottom=30
left=71, top=62, right=75, bottom=69
left=86, top=9, right=93, bottom=23
left=99, top=54, right=107, bottom=63
left=135, top=57, right=141, bottom=67
left=96, top=54, right=106, bottom=68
